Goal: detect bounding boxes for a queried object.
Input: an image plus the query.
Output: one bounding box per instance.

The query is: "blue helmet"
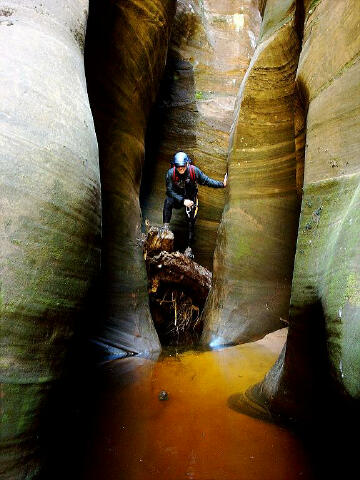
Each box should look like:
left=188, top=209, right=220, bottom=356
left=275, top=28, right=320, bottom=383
left=173, top=151, right=189, bottom=167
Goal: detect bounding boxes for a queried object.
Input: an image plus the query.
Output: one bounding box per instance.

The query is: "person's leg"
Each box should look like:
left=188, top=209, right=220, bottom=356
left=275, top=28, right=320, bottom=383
left=187, top=217, right=195, bottom=246
left=163, top=196, right=174, bottom=225
left=184, top=197, right=198, bottom=257
left=188, top=196, right=198, bottom=245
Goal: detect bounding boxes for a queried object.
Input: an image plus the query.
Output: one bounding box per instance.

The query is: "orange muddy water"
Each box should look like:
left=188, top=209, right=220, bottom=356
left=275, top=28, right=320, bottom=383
left=83, top=330, right=314, bottom=480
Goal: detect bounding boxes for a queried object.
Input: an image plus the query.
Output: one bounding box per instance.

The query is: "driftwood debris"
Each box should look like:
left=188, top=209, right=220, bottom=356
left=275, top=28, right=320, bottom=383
left=143, top=223, right=212, bottom=345
left=147, top=251, right=211, bottom=303
left=143, top=225, right=174, bottom=258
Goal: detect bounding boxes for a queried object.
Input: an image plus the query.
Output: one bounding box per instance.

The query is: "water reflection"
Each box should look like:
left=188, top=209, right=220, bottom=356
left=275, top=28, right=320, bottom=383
left=82, top=330, right=314, bottom=480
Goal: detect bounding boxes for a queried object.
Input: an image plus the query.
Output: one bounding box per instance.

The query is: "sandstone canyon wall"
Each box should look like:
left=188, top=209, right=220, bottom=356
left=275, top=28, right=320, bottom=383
left=0, top=1, right=101, bottom=477
left=293, top=0, right=360, bottom=401
left=140, top=0, right=261, bottom=270
left=201, top=0, right=302, bottom=346
left=249, top=0, right=360, bottom=418
left=1, top=0, right=360, bottom=477
left=85, top=0, right=176, bottom=354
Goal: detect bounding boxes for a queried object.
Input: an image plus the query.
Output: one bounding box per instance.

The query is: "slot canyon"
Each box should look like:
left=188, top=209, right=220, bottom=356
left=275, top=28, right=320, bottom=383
left=1, top=0, right=359, bottom=479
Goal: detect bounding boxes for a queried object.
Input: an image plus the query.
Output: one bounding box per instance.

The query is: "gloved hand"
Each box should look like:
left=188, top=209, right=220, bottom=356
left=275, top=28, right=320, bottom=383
left=184, top=199, right=194, bottom=207
left=223, top=173, right=228, bottom=187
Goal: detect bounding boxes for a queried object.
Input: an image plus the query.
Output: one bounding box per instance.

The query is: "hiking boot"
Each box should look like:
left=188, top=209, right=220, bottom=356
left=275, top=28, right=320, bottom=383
left=184, top=247, right=194, bottom=259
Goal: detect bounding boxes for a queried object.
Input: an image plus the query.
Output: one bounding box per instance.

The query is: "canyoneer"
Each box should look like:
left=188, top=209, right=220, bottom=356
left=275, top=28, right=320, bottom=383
left=163, top=151, right=227, bottom=259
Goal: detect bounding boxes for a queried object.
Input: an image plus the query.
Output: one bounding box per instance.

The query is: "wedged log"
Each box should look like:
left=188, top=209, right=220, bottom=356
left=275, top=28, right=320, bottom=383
left=143, top=225, right=174, bottom=257
left=147, top=251, right=212, bottom=304
left=201, top=0, right=301, bottom=346
left=141, top=0, right=261, bottom=270
left=251, top=0, right=360, bottom=419
left=85, top=0, right=176, bottom=354
left=0, top=1, right=100, bottom=477
left=144, top=226, right=211, bottom=344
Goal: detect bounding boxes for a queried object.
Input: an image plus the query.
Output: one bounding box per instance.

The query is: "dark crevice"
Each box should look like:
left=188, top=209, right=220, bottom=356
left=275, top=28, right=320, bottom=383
left=149, top=285, right=205, bottom=347
left=140, top=52, right=197, bottom=258
left=139, top=39, right=209, bottom=348
left=295, top=0, right=305, bottom=43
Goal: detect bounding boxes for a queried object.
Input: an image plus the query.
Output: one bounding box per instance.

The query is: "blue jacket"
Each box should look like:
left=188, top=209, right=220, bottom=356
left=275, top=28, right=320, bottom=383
left=165, top=165, right=224, bottom=204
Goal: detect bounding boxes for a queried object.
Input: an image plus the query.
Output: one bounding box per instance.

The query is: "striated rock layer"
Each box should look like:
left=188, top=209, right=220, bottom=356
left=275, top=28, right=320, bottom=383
left=249, top=0, right=360, bottom=420
left=0, top=1, right=101, bottom=478
left=86, top=0, right=176, bottom=354
left=141, top=0, right=261, bottom=270
left=201, top=0, right=302, bottom=346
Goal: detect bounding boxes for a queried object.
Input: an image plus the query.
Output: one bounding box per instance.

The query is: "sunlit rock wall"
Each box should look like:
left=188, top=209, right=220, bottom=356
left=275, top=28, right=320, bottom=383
left=141, top=0, right=261, bottom=270
left=85, top=0, right=176, bottom=354
left=0, top=1, right=100, bottom=477
left=252, top=0, right=360, bottom=417
left=201, top=0, right=302, bottom=346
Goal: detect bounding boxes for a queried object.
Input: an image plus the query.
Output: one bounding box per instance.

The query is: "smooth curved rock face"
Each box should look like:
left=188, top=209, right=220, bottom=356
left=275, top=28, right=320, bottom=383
left=253, top=0, right=360, bottom=417
left=0, top=1, right=100, bottom=477
left=258, top=0, right=294, bottom=40
left=86, top=0, right=176, bottom=354
left=289, top=0, right=360, bottom=399
left=141, top=0, right=261, bottom=270
left=201, top=0, right=301, bottom=346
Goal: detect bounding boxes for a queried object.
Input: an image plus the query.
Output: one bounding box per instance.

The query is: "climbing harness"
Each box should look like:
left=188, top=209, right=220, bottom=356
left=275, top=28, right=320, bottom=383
left=185, top=196, right=199, bottom=218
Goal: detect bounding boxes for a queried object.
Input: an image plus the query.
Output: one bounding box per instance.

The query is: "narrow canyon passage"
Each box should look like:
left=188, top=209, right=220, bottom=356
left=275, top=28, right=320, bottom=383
left=81, top=330, right=315, bottom=480
left=2, top=1, right=360, bottom=478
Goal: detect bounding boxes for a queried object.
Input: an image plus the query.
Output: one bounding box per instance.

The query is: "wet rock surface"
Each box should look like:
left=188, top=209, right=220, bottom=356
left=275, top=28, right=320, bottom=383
left=0, top=1, right=100, bottom=477
left=201, top=0, right=302, bottom=346
left=85, top=0, right=176, bottom=355
left=236, top=3, right=360, bottom=457
left=255, top=0, right=360, bottom=417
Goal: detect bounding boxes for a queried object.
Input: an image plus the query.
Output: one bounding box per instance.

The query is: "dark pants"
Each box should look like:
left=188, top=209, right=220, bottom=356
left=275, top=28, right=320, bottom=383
left=163, top=196, right=197, bottom=246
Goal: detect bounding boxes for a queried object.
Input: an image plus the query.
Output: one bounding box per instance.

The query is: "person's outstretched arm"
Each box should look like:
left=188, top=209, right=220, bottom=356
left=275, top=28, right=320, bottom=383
left=195, top=166, right=227, bottom=188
